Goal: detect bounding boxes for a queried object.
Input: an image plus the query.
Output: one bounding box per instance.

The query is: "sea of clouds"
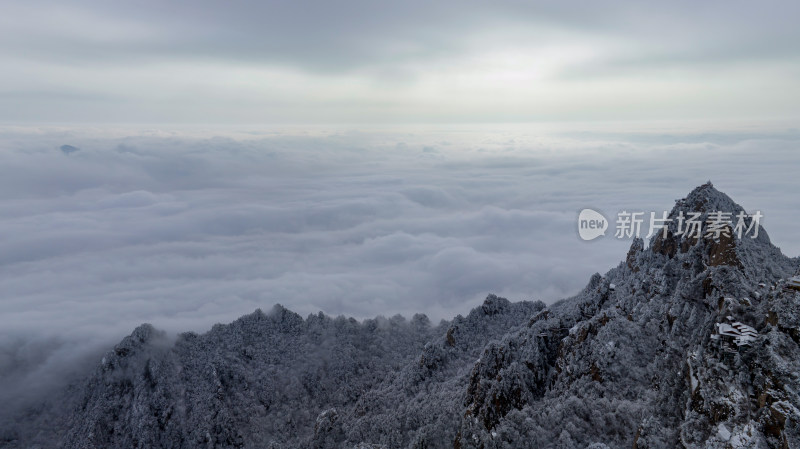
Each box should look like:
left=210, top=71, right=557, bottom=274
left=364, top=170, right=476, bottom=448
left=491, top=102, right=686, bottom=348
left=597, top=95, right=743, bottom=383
left=0, top=122, right=798, bottom=415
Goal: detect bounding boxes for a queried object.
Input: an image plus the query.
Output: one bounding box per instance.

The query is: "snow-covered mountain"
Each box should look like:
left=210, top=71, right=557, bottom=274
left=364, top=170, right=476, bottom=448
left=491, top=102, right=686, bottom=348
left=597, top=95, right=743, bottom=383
left=3, top=183, right=800, bottom=448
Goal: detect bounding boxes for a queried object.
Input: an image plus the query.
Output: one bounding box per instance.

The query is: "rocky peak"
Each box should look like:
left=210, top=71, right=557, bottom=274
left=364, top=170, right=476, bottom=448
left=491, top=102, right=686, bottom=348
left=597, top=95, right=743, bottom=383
left=479, top=294, right=511, bottom=316
left=107, top=323, right=165, bottom=361
left=646, top=182, right=790, bottom=285
left=674, top=182, right=745, bottom=217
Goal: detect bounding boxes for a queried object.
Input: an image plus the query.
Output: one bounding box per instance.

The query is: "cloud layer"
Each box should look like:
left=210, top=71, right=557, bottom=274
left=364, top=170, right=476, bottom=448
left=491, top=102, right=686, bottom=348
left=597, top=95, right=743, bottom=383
left=1, top=123, right=799, bottom=414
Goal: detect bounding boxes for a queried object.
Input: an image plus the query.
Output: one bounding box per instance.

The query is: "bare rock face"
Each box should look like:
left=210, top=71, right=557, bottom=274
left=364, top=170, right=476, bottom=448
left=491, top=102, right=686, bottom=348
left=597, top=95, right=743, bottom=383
left=3, top=184, right=800, bottom=449
left=627, top=237, right=644, bottom=272
left=652, top=230, right=678, bottom=259
left=705, top=225, right=743, bottom=269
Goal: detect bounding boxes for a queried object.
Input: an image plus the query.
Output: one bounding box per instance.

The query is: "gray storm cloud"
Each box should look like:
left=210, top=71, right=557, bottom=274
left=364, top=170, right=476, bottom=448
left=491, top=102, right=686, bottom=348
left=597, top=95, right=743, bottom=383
left=1, top=1, right=798, bottom=122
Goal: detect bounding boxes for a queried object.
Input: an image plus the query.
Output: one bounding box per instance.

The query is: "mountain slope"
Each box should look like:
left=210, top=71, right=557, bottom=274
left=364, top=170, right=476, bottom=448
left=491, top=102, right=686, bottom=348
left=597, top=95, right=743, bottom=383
left=455, top=182, right=800, bottom=448
left=55, top=299, right=543, bottom=449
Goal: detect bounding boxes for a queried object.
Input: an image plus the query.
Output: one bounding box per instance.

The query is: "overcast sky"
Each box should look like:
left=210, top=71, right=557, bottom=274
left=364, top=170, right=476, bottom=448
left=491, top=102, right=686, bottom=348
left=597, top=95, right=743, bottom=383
left=1, top=0, right=799, bottom=123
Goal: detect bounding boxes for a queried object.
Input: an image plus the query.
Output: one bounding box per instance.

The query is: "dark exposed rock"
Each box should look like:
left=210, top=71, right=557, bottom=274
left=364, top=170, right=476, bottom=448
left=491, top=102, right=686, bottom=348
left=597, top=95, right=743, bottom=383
left=653, top=230, right=678, bottom=259
left=705, top=225, right=743, bottom=269
left=627, top=238, right=644, bottom=272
